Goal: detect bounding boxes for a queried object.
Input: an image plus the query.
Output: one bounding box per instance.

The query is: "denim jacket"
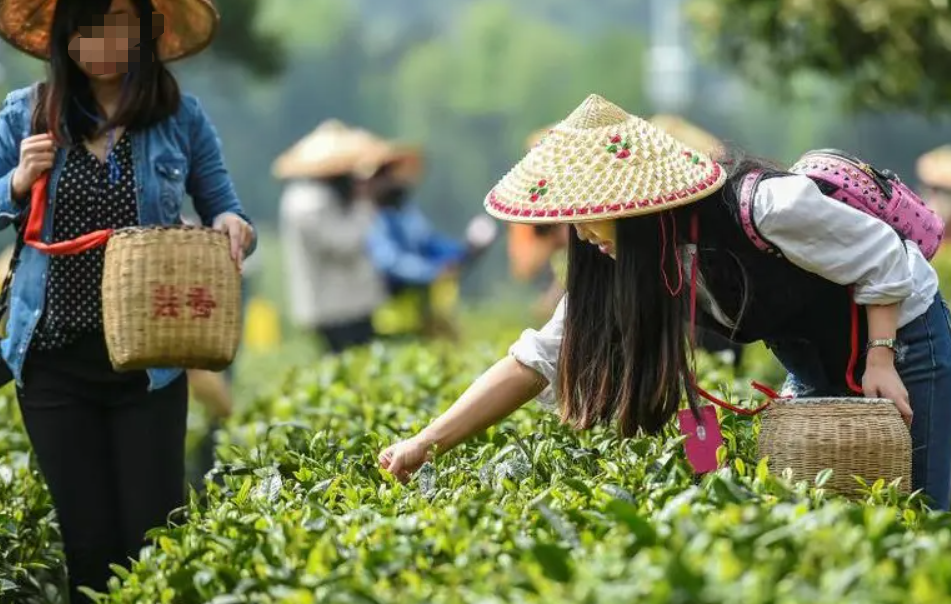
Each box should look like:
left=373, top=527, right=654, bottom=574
left=0, top=85, right=255, bottom=390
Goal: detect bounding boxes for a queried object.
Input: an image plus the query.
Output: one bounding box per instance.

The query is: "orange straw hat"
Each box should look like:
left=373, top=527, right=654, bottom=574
left=486, top=94, right=726, bottom=224
left=649, top=114, right=724, bottom=157
left=917, top=145, right=951, bottom=191
left=271, top=120, right=392, bottom=181
left=509, top=123, right=564, bottom=281
left=378, top=143, right=426, bottom=184
left=0, top=0, right=219, bottom=62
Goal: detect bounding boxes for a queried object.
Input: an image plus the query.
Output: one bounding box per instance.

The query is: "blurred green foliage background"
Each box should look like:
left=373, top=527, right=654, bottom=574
left=1, top=0, right=949, bottom=298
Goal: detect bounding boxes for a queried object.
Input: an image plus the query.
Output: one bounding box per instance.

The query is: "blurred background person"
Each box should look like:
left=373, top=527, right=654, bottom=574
left=509, top=222, right=570, bottom=321
left=917, top=145, right=951, bottom=300
left=508, top=125, right=571, bottom=322
left=274, top=120, right=389, bottom=354
left=0, top=242, right=15, bottom=386
left=917, top=145, right=951, bottom=238
left=367, top=146, right=498, bottom=340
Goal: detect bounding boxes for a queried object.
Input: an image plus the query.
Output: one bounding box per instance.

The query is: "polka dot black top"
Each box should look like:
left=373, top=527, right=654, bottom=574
left=31, top=132, right=139, bottom=351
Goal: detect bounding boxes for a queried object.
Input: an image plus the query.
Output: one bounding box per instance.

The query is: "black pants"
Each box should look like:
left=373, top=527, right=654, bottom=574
left=318, top=316, right=375, bottom=354
left=16, top=334, right=188, bottom=604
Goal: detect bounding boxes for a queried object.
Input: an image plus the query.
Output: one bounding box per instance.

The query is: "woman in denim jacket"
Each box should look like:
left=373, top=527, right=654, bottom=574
left=0, top=0, right=253, bottom=600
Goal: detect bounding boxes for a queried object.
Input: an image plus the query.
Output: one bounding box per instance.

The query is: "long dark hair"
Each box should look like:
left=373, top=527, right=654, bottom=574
left=32, top=0, right=180, bottom=143
left=557, top=150, right=781, bottom=437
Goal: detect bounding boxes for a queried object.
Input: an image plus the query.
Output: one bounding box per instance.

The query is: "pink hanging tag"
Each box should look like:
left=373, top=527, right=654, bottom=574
left=678, top=406, right=724, bottom=474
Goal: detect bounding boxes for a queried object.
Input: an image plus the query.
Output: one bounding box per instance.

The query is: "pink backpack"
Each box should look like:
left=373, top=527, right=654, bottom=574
left=739, top=149, right=945, bottom=260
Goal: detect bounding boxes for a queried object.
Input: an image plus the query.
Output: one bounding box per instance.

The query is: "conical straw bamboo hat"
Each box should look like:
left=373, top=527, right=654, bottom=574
left=485, top=94, right=726, bottom=224
left=917, top=145, right=951, bottom=190
left=272, top=120, right=392, bottom=181
left=0, top=0, right=218, bottom=62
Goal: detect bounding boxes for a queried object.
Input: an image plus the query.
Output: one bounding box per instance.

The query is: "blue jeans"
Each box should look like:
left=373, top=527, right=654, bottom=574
left=769, top=294, right=951, bottom=510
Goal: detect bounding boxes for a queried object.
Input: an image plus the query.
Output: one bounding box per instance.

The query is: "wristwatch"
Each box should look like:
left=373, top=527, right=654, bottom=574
left=866, top=338, right=898, bottom=353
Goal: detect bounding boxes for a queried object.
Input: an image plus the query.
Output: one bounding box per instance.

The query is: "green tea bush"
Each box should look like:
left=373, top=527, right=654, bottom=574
left=90, top=342, right=951, bottom=604
left=3, top=318, right=951, bottom=604
left=0, top=393, right=65, bottom=604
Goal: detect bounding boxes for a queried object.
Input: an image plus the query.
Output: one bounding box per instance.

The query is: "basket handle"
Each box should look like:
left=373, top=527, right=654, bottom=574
left=25, top=173, right=114, bottom=255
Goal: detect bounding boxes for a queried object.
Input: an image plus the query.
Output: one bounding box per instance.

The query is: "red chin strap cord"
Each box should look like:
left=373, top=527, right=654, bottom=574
left=24, top=174, right=113, bottom=255
left=680, top=212, right=863, bottom=416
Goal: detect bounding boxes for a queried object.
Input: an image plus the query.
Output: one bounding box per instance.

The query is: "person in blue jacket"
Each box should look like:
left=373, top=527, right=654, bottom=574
left=366, top=159, right=469, bottom=294
left=0, top=1, right=254, bottom=601
left=366, top=150, right=497, bottom=338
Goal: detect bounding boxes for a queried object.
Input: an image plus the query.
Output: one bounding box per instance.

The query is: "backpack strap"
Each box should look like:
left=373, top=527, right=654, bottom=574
left=737, top=169, right=783, bottom=257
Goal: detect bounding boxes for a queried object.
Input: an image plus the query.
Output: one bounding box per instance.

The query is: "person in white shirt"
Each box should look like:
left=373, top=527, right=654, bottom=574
left=279, top=175, right=385, bottom=352
left=274, top=121, right=388, bottom=353
left=379, top=95, right=951, bottom=511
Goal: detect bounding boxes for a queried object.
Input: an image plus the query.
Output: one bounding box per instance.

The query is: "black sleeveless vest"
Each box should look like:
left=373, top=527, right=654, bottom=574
left=675, top=175, right=868, bottom=392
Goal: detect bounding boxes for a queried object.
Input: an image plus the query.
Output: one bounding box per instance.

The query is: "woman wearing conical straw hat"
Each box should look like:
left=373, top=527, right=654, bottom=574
left=381, top=94, right=951, bottom=510
left=0, top=0, right=254, bottom=599
left=275, top=119, right=390, bottom=353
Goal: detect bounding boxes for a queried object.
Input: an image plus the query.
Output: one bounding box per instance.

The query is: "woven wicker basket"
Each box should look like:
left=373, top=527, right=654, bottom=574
left=758, top=397, right=912, bottom=496
left=101, top=226, right=241, bottom=371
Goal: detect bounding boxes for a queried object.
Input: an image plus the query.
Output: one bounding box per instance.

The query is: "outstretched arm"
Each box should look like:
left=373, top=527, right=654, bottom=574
left=379, top=297, right=567, bottom=481
left=379, top=356, right=546, bottom=482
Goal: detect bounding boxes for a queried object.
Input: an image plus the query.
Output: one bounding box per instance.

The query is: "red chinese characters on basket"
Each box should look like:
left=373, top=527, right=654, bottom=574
left=151, top=285, right=217, bottom=320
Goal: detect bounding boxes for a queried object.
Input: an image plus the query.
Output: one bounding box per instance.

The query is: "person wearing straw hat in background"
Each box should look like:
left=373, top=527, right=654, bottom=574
left=275, top=119, right=389, bottom=353
left=0, top=0, right=255, bottom=600
left=918, top=145, right=951, bottom=300
left=508, top=125, right=571, bottom=322
left=366, top=144, right=498, bottom=340
left=917, top=145, right=951, bottom=240
left=380, top=94, right=951, bottom=511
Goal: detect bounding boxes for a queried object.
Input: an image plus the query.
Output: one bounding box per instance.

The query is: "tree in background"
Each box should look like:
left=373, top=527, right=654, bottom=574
left=392, top=1, right=647, bottom=226
left=687, top=0, right=951, bottom=113
left=207, top=0, right=286, bottom=78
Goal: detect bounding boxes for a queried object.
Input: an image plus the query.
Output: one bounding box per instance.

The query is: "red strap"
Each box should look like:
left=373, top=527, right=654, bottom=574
left=693, top=379, right=779, bottom=416
left=660, top=213, right=684, bottom=297
left=845, top=293, right=864, bottom=394
left=687, top=212, right=784, bottom=416
left=25, top=174, right=113, bottom=255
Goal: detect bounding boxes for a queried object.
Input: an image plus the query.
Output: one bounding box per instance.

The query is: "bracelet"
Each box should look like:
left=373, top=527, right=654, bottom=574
left=866, top=338, right=898, bottom=353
